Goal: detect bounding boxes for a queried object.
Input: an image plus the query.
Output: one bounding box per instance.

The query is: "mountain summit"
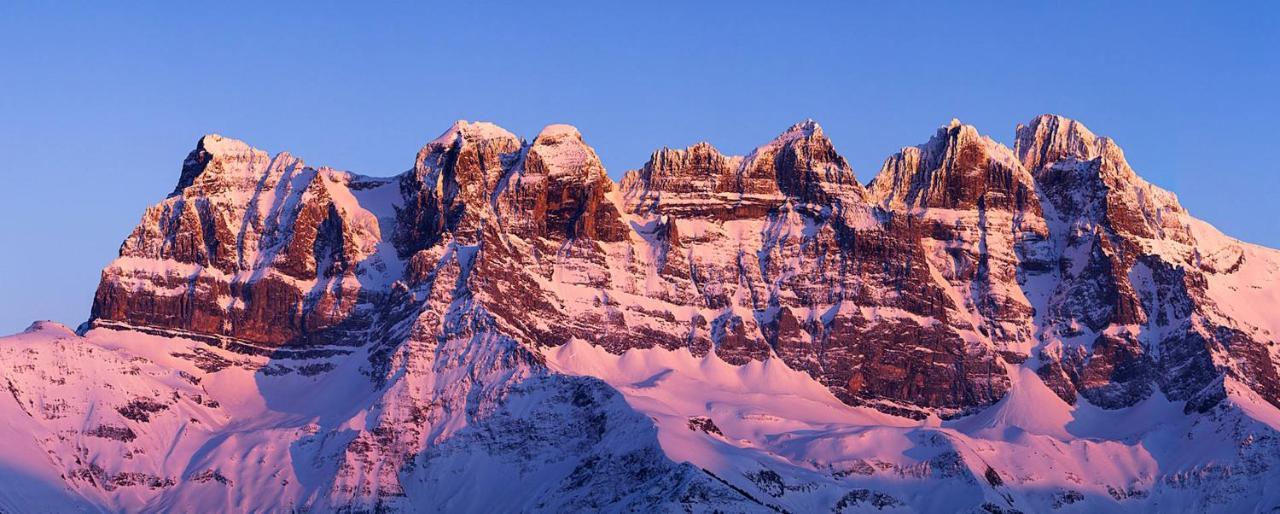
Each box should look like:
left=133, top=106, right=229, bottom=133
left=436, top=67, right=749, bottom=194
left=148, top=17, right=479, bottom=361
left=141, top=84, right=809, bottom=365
left=3, top=116, right=1280, bottom=513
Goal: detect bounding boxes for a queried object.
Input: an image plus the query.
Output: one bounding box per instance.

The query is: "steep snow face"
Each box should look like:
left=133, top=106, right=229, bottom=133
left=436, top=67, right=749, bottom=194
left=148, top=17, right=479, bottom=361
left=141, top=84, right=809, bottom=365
left=1189, top=218, right=1280, bottom=341
left=8, top=115, right=1280, bottom=512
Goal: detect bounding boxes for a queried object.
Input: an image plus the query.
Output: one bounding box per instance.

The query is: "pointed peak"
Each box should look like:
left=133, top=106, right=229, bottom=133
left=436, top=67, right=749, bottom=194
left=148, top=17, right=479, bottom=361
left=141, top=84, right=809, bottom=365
left=1015, top=114, right=1107, bottom=171
left=1016, top=114, right=1098, bottom=141
left=920, top=118, right=992, bottom=154
left=933, top=118, right=980, bottom=138
left=172, top=134, right=270, bottom=196
left=790, top=118, right=822, bottom=133
left=912, top=119, right=987, bottom=159
left=688, top=140, right=720, bottom=152
left=426, top=120, right=518, bottom=148
left=195, top=133, right=255, bottom=156
left=746, top=119, right=829, bottom=159
left=775, top=118, right=824, bottom=142
left=868, top=119, right=1032, bottom=211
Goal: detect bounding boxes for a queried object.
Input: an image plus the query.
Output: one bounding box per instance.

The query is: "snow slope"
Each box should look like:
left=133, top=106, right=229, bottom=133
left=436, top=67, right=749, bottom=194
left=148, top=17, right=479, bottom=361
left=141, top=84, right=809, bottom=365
left=0, top=321, right=757, bottom=513
left=546, top=341, right=1280, bottom=513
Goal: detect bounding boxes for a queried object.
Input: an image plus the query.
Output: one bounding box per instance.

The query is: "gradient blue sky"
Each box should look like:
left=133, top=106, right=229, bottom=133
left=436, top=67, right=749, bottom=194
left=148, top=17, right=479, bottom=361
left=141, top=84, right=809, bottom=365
left=1, top=2, right=1277, bottom=334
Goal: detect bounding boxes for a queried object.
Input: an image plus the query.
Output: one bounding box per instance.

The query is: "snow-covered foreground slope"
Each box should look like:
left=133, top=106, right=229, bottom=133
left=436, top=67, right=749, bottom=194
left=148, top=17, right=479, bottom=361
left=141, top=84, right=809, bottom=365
left=4, top=322, right=1280, bottom=513
left=0, top=322, right=755, bottom=513
left=5, top=115, right=1280, bottom=512
left=546, top=340, right=1280, bottom=513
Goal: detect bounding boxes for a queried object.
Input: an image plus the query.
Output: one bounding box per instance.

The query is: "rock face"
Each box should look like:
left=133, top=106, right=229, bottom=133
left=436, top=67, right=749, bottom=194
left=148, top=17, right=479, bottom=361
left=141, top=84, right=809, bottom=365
left=88, top=116, right=1280, bottom=417
left=90, top=134, right=396, bottom=351
left=6, top=115, right=1280, bottom=513
left=1010, top=114, right=1277, bottom=411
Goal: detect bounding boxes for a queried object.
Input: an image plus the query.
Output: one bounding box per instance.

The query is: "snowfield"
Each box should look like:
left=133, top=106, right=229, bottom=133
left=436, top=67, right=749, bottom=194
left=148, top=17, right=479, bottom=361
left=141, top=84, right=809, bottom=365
left=3, top=322, right=1279, bottom=513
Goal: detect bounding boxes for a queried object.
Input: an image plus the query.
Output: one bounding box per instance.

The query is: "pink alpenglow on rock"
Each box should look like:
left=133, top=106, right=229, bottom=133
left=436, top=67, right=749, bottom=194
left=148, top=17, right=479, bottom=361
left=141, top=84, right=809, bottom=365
left=3, top=116, right=1280, bottom=513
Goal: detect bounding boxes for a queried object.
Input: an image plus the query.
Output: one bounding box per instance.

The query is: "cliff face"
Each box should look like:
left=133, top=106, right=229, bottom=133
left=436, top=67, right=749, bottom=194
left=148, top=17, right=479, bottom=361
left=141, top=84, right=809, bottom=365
left=12, top=115, right=1278, bottom=512
left=1011, top=115, right=1279, bottom=411
left=88, top=116, right=1280, bottom=417
left=89, top=134, right=396, bottom=350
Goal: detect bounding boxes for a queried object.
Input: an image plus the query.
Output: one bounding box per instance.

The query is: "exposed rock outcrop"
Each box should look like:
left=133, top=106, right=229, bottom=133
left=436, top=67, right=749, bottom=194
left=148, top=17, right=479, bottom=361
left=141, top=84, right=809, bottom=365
left=87, top=117, right=1280, bottom=418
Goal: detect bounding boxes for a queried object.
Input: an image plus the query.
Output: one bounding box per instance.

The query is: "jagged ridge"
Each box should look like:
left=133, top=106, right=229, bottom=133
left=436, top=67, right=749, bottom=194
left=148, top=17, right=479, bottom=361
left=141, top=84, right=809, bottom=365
left=3, top=114, right=1278, bottom=512
left=90, top=114, right=1280, bottom=417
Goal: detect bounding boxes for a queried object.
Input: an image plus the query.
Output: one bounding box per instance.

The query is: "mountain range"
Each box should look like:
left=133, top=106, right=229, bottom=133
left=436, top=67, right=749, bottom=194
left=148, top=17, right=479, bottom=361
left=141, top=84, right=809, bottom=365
left=3, top=114, right=1279, bottom=513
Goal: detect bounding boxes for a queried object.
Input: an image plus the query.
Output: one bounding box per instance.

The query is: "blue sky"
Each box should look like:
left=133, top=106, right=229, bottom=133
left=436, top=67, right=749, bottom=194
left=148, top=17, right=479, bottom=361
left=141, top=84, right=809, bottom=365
left=1, top=2, right=1277, bottom=333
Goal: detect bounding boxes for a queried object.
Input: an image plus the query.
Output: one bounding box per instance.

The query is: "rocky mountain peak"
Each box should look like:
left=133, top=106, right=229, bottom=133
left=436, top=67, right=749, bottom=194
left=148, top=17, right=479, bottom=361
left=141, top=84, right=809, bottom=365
left=529, top=124, right=603, bottom=178
left=629, top=142, right=732, bottom=196
left=686, top=140, right=718, bottom=152
left=748, top=119, right=837, bottom=162
left=432, top=120, right=519, bottom=144
left=535, top=123, right=583, bottom=139
left=868, top=119, right=1033, bottom=212
left=618, top=141, right=740, bottom=222
left=737, top=119, right=864, bottom=206
left=1015, top=114, right=1093, bottom=168
left=1019, top=115, right=1188, bottom=245
left=419, top=120, right=519, bottom=153
left=1013, top=114, right=1136, bottom=173
left=770, top=118, right=824, bottom=144
left=396, top=121, right=524, bottom=256
left=647, top=140, right=725, bottom=163
left=196, top=133, right=254, bottom=155
left=171, top=134, right=273, bottom=197
left=919, top=118, right=1017, bottom=164
left=461, top=122, right=629, bottom=243
left=415, top=120, right=521, bottom=175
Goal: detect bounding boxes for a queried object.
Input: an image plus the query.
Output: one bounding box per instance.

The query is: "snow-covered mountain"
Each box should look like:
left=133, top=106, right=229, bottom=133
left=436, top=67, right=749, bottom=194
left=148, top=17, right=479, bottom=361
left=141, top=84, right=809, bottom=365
left=4, top=115, right=1280, bottom=513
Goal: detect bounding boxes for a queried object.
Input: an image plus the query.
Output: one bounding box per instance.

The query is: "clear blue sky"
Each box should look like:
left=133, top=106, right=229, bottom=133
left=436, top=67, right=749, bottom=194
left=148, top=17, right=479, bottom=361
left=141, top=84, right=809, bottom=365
left=1, top=2, right=1277, bottom=334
